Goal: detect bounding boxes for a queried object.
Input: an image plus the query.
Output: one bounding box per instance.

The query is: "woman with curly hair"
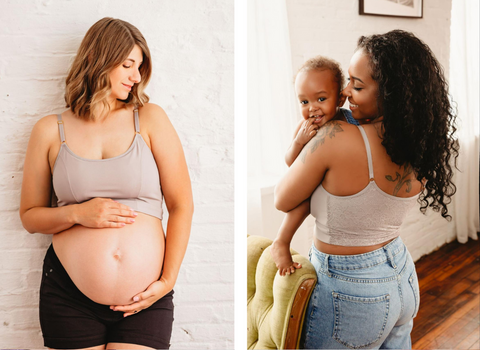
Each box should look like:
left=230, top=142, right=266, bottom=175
left=275, top=29, right=458, bottom=349
left=19, top=17, right=193, bottom=349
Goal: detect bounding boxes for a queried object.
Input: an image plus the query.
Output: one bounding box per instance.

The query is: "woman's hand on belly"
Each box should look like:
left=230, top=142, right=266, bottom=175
left=73, top=197, right=138, bottom=228
left=52, top=212, right=166, bottom=305
left=110, top=277, right=173, bottom=317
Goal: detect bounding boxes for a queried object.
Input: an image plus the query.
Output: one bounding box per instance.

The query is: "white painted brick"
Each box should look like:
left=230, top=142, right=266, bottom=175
left=188, top=223, right=234, bottom=244
left=0, top=249, right=46, bottom=272
left=174, top=302, right=233, bottom=325
left=0, top=272, right=25, bottom=294
left=0, top=0, right=233, bottom=348
left=188, top=243, right=234, bottom=264
left=174, top=283, right=233, bottom=303
left=198, top=146, right=233, bottom=166
left=192, top=203, right=234, bottom=224
left=0, top=290, right=39, bottom=309
left=194, top=184, right=234, bottom=205
left=172, top=340, right=233, bottom=350
left=2, top=308, right=41, bottom=330
left=182, top=263, right=234, bottom=284
left=195, top=165, right=234, bottom=185
left=0, top=328, right=43, bottom=349
left=171, top=322, right=233, bottom=343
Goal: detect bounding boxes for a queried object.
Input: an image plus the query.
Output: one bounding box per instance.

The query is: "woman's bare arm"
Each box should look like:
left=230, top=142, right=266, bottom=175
left=19, top=116, right=78, bottom=234
left=146, top=103, right=194, bottom=290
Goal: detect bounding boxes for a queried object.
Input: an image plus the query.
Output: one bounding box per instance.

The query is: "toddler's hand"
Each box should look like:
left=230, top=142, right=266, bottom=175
left=270, top=240, right=302, bottom=276
left=294, top=118, right=319, bottom=146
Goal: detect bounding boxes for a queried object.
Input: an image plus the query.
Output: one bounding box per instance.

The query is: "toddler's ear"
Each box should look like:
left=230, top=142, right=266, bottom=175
left=337, top=91, right=347, bottom=107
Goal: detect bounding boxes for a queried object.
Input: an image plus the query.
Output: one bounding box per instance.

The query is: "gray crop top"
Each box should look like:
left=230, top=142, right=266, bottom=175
left=52, top=109, right=164, bottom=220
left=310, top=125, right=418, bottom=246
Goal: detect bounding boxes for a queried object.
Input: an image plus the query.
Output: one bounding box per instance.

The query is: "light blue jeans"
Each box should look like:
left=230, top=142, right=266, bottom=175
left=301, top=237, right=420, bottom=349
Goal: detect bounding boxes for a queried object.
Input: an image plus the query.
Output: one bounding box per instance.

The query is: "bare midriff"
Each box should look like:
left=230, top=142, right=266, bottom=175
left=52, top=212, right=165, bottom=306
left=314, top=237, right=395, bottom=256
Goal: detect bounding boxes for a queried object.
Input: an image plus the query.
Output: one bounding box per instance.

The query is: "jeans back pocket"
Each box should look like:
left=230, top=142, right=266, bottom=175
left=332, top=291, right=390, bottom=349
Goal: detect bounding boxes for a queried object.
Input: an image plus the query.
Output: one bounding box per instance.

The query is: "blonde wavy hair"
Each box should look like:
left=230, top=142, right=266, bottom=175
left=65, top=17, right=152, bottom=120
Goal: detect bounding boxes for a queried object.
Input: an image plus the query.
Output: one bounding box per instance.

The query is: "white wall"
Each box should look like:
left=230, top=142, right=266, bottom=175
left=0, top=1, right=233, bottom=349
left=251, top=0, right=456, bottom=261
left=287, top=0, right=452, bottom=84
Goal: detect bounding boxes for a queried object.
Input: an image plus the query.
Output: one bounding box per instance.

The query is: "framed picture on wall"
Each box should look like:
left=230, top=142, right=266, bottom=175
left=359, top=0, right=423, bottom=18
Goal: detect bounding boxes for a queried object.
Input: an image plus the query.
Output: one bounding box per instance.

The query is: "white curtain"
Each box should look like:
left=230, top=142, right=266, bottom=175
left=247, top=0, right=298, bottom=180
left=450, top=0, right=480, bottom=242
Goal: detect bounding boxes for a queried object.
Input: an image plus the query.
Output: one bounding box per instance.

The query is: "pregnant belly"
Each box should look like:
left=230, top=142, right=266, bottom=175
left=52, top=213, right=165, bottom=306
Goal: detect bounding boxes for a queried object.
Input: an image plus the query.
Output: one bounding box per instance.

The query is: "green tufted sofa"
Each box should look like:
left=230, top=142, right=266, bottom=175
left=247, top=235, right=317, bottom=349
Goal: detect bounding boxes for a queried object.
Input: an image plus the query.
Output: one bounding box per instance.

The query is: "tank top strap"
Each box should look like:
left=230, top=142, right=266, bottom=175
left=133, top=108, right=140, bottom=134
left=356, top=125, right=374, bottom=181
left=56, top=114, right=66, bottom=144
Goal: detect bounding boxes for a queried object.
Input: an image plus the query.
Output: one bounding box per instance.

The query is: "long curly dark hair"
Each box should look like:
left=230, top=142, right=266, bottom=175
left=357, top=30, right=459, bottom=220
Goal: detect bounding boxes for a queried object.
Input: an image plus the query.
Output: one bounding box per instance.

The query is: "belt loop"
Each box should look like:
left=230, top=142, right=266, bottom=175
left=384, top=246, right=397, bottom=270
left=323, top=254, right=331, bottom=277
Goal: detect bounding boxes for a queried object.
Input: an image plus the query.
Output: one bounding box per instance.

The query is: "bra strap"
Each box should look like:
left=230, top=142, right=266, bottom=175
left=56, top=114, right=66, bottom=144
left=357, top=125, right=374, bottom=181
left=134, top=108, right=140, bottom=134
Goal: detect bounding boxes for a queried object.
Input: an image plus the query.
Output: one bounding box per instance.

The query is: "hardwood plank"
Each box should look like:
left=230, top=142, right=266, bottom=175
left=454, top=326, right=480, bottom=349
left=416, top=242, right=480, bottom=296
left=469, top=340, right=479, bottom=349
left=412, top=294, right=478, bottom=347
left=435, top=310, right=480, bottom=349
left=469, top=280, right=480, bottom=295
left=411, top=237, right=480, bottom=348
left=412, top=290, right=478, bottom=339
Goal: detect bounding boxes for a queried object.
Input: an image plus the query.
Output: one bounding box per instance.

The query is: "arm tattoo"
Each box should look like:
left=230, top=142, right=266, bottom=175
left=386, top=165, right=413, bottom=196
left=299, top=122, right=344, bottom=163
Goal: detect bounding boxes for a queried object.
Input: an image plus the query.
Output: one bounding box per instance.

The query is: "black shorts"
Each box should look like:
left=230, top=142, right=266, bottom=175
left=39, top=244, right=174, bottom=349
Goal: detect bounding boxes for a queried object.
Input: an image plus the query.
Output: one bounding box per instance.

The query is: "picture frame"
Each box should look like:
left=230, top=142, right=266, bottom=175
left=359, top=0, right=423, bottom=18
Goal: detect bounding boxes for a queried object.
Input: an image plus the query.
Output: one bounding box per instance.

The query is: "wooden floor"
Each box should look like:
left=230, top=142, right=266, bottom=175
left=411, top=237, right=480, bottom=349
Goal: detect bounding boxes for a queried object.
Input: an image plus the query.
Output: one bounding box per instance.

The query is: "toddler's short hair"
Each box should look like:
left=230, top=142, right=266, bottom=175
left=297, top=56, right=345, bottom=94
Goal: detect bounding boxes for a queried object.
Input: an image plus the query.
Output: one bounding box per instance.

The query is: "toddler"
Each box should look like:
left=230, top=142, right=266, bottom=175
left=271, top=56, right=359, bottom=276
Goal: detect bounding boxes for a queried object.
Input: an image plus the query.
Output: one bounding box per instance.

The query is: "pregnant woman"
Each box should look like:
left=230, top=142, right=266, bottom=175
left=275, top=30, right=458, bottom=349
left=19, top=18, right=193, bottom=349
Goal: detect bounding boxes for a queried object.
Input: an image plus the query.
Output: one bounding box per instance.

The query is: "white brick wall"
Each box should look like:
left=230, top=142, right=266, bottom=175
left=285, top=0, right=456, bottom=261
left=0, top=1, right=233, bottom=348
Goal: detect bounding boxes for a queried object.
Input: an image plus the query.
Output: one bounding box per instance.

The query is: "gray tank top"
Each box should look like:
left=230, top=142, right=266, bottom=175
left=310, top=125, right=418, bottom=246
left=52, top=109, right=163, bottom=220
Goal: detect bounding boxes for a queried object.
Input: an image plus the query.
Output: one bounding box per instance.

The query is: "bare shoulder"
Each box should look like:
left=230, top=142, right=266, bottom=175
left=137, top=103, right=179, bottom=148
left=313, top=120, right=354, bottom=145
left=299, top=120, right=357, bottom=163
left=137, top=103, right=170, bottom=127
left=30, top=113, right=61, bottom=146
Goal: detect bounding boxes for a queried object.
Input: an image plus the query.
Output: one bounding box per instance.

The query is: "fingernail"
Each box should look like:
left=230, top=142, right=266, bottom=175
left=133, top=296, right=139, bottom=302
left=130, top=219, right=135, bottom=223
left=121, top=223, right=126, bottom=226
